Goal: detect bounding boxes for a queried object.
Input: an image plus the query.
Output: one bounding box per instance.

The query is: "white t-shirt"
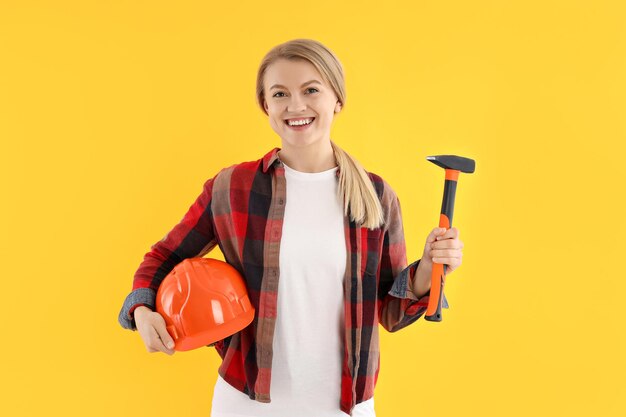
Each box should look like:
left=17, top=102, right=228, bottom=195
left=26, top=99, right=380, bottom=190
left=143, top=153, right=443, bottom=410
left=210, top=161, right=376, bottom=417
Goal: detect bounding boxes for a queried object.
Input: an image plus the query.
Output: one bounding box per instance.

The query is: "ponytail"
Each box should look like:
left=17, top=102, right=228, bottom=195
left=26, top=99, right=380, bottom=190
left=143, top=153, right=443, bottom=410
left=331, top=140, right=384, bottom=230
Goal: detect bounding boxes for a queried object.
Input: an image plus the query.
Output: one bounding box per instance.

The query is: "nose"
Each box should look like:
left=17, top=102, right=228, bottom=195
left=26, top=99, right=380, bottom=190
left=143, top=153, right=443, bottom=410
left=287, top=94, right=307, bottom=112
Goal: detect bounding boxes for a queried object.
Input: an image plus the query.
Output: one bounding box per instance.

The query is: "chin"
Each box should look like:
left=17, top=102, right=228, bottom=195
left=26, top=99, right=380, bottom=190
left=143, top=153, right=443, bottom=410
left=282, top=136, right=325, bottom=149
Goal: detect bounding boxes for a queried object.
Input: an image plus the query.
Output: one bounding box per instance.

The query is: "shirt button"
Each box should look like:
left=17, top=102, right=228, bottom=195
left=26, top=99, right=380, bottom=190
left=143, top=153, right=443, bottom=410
left=278, top=198, right=284, bottom=205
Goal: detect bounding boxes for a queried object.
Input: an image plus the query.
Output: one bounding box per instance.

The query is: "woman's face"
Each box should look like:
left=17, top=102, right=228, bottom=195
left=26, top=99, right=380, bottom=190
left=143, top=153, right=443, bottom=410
left=263, top=58, right=342, bottom=149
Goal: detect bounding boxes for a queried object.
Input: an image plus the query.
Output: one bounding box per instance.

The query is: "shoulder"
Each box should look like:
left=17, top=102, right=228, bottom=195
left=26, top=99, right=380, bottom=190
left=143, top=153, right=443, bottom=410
left=208, top=156, right=266, bottom=189
left=365, top=170, right=399, bottom=205
left=365, top=170, right=401, bottom=229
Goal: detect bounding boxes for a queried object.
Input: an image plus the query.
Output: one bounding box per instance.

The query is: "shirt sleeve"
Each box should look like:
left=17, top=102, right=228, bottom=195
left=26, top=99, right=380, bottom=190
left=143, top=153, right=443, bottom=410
left=117, top=175, right=220, bottom=331
left=377, top=187, right=449, bottom=333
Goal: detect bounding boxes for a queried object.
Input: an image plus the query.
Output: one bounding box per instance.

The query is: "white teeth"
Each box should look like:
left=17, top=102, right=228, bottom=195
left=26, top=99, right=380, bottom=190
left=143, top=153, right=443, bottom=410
left=287, top=118, right=313, bottom=126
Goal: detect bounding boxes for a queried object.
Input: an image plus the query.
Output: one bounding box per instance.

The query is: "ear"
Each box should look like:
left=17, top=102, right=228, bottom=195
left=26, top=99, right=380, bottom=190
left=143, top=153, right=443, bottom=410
left=263, top=100, right=269, bottom=113
left=335, top=101, right=342, bottom=113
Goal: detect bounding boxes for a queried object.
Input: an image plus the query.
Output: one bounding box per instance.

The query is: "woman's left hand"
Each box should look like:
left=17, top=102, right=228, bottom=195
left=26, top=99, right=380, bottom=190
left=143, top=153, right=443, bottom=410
left=411, top=226, right=464, bottom=298
left=421, top=226, right=464, bottom=274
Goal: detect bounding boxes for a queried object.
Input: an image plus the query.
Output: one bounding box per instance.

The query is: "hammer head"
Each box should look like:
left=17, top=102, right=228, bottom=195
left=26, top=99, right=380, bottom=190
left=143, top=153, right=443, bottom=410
left=426, top=155, right=475, bottom=173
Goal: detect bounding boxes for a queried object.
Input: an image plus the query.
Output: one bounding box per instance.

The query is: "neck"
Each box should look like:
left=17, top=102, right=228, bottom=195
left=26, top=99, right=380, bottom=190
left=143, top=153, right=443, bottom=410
left=278, top=140, right=337, bottom=173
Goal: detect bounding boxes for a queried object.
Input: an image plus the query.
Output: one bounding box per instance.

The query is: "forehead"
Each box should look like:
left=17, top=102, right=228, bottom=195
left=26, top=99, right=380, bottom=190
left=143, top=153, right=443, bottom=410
left=264, top=58, right=326, bottom=88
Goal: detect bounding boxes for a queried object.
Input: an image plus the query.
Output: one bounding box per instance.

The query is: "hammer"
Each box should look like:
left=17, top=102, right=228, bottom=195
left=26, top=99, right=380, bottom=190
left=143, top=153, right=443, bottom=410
left=424, top=155, right=475, bottom=322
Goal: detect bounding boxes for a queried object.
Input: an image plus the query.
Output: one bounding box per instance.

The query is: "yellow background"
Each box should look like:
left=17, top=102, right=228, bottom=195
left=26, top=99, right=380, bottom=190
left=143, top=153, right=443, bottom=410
left=1, top=1, right=624, bottom=416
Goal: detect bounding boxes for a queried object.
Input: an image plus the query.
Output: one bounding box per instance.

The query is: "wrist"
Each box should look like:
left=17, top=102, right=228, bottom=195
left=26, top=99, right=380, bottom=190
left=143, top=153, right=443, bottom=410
left=412, top=260, right=432, bottom=298
left=133, top=305, right=152, bottom=319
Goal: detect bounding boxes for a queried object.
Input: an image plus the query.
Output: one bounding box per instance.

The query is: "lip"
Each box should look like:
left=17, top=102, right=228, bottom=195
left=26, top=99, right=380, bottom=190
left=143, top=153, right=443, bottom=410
left=284, top=116, right=315, bottom=121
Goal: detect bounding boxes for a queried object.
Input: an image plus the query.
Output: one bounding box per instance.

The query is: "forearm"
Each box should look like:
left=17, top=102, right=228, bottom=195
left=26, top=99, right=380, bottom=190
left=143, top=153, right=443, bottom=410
left=411, top=260, right=432, bottom=299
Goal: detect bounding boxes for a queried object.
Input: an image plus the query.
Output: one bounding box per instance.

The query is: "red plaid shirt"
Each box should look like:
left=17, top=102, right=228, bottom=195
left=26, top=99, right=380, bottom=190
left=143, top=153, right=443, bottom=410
left=118, top=147, right=448, bottom=416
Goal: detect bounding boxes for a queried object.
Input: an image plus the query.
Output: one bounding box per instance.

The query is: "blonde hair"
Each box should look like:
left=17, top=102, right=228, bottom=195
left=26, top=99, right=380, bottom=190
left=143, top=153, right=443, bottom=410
left=256, top=38, right=385, bottom=230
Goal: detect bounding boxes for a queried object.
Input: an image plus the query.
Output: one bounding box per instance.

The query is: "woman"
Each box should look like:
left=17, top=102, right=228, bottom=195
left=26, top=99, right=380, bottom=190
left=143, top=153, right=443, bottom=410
left=118, top=38, right=464, bottom=417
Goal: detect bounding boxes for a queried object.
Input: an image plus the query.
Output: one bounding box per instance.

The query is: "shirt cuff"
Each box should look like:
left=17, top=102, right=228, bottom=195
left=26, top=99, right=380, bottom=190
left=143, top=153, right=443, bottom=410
left=388, top=259, right=449, bottom=308
left=118, top=287, right=157, bottom=331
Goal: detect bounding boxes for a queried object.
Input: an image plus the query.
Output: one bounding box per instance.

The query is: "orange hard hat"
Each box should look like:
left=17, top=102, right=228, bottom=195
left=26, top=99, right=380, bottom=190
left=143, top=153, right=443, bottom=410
left=156, top=257, right=255, bottom=352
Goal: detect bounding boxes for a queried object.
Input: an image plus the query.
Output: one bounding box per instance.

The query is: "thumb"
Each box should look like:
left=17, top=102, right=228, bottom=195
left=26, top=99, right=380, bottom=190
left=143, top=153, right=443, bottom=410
left=429, top=227, right=447, bottom=242
left=155, top=318, right=175, bottom=349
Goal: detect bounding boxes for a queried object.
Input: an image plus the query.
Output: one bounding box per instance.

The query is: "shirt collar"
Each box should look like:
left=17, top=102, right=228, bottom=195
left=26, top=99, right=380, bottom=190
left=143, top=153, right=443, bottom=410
left=261, top=146, right=341, bottom=177
left=262, top=147, right=281, bottom=173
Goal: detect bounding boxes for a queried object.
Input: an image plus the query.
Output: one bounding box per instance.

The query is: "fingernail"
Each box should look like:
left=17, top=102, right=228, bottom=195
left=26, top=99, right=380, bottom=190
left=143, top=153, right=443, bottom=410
left=167, top=342, right=174, bottom=348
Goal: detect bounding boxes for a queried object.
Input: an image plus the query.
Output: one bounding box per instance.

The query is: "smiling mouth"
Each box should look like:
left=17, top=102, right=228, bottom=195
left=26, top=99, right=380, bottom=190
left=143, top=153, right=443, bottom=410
left=284, top=117, right=315, bottom=126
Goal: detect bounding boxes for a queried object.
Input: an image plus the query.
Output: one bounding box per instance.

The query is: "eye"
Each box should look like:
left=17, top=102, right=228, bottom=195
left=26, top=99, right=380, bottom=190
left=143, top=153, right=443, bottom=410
left=272, top=88, right=319, bottom=98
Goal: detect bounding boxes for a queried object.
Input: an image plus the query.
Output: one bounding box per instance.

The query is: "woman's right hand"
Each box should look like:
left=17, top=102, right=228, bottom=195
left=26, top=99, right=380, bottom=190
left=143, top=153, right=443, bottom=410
left=134, top=306, right=176, bottom=355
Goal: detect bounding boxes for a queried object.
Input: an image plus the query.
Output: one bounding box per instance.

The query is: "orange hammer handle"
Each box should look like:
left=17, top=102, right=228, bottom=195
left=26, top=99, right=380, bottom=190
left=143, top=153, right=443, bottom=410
left=425, top=169, right=459, bottom=322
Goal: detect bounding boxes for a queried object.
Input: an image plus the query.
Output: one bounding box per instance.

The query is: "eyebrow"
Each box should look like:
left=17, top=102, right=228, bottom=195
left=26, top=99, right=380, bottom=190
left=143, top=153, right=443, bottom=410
left=269, top=79, right=322, bottom=90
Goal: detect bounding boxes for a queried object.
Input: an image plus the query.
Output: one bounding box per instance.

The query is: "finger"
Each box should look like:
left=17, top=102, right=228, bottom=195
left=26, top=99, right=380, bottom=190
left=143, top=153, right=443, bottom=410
left=156, top=326, right=176, bottom=353
left=431, top=249, right=463, bottom=258
left=432, top=238, right=464, bottom=249
left=436, top=226, right=459, bottom=241
left=429, top=227, right=447, bottom=243
left=432, top=257, right=461, bottom=271
left=146, top=325, right=164, bottom=352
left=150, top=324, right=175, bottom=355
left=432, top=257, right=451, bottom=265
left=153, top=313, right=176, bottom=349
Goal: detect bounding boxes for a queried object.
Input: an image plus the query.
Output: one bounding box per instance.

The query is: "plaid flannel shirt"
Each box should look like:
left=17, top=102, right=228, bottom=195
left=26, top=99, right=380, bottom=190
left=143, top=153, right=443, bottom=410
left=117, top=146, right=449, bottom=416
